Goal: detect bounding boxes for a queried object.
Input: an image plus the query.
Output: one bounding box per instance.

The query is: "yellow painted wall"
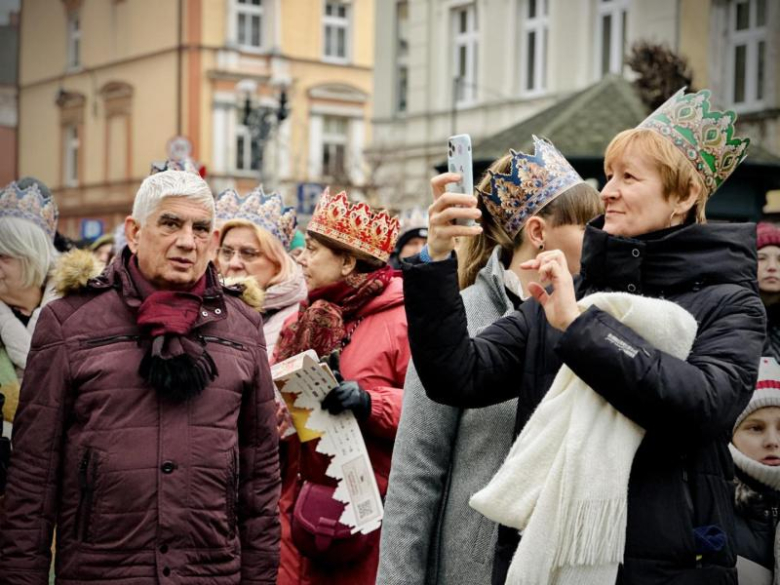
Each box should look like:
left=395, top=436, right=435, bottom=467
left=281, top=0, right=374, bottom=67
left=20, top=0, right=179, bottom=86
left=17, top=82, right=61, bottom=187
left=19, top=0, right=180, bottom=189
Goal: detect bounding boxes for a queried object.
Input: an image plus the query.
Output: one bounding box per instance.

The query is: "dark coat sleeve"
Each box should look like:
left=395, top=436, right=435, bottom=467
left=403, top=257, right=529, bottom=408
left=555, top=285, right=766, bottom=441
left=0, top=306, right=68, bottom=585
left=238, top=326, right=281, bottom=583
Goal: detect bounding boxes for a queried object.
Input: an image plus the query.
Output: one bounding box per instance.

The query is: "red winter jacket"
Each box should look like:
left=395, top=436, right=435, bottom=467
left=277, top=276, right=410, bottom=585
left=0, top=253, right=281, bottom=585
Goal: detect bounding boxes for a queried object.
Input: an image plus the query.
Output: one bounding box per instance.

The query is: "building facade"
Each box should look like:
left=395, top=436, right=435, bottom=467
left=680, top=0, right=780, bottom=159
left=17, top=0, right=374, bottom=239
left=370, top=0, right=779, bottom=211
left=0, top=7, right=19, bottom=186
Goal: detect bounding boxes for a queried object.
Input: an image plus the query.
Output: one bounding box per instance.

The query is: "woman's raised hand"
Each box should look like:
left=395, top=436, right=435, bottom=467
left=427, top=173, right=483, bottom=261
left=521, top=250, right=580, bottom=331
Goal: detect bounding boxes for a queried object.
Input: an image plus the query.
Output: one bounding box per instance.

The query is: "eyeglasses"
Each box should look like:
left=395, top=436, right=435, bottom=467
left=218, top=246, right=262, bottom=263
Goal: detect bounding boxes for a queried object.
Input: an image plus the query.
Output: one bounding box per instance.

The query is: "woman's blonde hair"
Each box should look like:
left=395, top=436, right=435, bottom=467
left=458, top=154, right=602, bottom=290
left=604, top=128, right=708, bottom=223
left=0, top=217, right=58, bottom=289
left=219, top=219, right=296, bottom=287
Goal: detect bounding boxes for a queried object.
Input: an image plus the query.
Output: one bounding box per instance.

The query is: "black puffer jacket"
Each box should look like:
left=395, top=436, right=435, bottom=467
left=403, top=218, right=766, bottom=585
left=733, top=471, right=780, bottom=576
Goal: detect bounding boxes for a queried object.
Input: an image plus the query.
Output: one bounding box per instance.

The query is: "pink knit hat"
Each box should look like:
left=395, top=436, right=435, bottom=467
left=734, top=357, right=780, bottom=432
left=757, top=222, right=780, bottom=250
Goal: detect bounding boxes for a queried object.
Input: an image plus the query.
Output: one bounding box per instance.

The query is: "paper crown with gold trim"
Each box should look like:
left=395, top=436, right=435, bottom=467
left=481, top=136, right=584, bottom=238
left=307, top=188, right=400, bottom=263
left=638, top=88, right=750, bottom=196
left=215, top=186, right=297, bottom=249
left=0, top=181, right=59, bottom=240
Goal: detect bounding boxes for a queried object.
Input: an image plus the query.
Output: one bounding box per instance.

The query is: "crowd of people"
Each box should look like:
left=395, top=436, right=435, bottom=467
left=0, top=87, right=779, bottom=585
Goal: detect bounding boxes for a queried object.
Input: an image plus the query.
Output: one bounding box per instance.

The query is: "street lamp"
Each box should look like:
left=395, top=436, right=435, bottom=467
left=237, top=79, right=290, bottom=179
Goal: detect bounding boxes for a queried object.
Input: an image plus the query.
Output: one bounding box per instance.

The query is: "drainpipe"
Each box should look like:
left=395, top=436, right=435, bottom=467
left=176, top=0, right=183, bottom=136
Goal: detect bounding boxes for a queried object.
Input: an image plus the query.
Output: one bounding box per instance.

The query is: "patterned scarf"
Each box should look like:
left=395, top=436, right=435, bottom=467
left=128, top=257, right=218, bottom=403
left=274, top=265, right=395, bottom=362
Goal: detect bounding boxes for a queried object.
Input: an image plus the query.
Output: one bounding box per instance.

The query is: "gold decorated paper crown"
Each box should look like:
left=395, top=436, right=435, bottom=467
left=0, top=181, right=59, bottom=240
left=215, top=186, right=297, bottom=249
left=638, top=88, right=750, bottom=196
left=481, top=137, right=584, bottom=238
left=307, top=188, right=400, bottom=263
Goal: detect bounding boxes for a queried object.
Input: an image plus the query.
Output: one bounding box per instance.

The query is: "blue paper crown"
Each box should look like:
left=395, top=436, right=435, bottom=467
left=0, top=181, right=59, bottom=240
left=482, top=136, right=583, bottom=238
left=216, top=186, right=297, bottom=249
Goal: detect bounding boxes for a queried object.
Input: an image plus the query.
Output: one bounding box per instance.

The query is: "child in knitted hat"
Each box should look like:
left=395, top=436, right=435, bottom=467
left=758, top=223, right=780, bottom=362
left=730, top=356, right=780, bottom=584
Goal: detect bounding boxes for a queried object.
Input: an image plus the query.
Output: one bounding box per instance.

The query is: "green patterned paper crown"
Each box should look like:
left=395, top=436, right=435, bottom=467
left=638, top=88, right=749, bottom=196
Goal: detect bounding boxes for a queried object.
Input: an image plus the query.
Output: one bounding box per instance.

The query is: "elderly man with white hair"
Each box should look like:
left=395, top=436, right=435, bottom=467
left=0, top=169, right=281, bottom=584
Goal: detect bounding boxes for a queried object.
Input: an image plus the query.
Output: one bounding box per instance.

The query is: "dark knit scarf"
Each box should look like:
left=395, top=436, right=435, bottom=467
left=274, top=265, right=395, bottom=362
left=128, top=257, right=218, bottom=403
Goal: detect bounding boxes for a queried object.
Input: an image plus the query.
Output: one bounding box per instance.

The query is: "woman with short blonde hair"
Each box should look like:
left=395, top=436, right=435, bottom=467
left=215, top=188, right=306, bottom=357
left=404, top=89, right=764, bottom=584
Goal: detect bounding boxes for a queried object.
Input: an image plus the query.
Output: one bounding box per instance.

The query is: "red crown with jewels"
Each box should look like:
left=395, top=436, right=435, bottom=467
left=307, top=188, right=400, bottom=263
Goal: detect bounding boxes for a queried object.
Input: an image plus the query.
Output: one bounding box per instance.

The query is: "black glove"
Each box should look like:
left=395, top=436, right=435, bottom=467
left=321, top=380, right=372, bottom=421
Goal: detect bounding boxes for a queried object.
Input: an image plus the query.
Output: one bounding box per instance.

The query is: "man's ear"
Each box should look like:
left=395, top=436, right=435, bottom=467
left=208, top=229, right=219, bottom=255
left=340, top=254, right=358, bottom=277
left=124, top=216, right=141, bottom=253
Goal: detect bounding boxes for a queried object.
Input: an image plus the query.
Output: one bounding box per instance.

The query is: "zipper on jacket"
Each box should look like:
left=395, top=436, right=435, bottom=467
left=82, top=334, right=140, bottom=348
left=226, top=448, right=239, bottom=539
left=74, top=449, right=97, bottom=542
left=680, top=455, right=695, bottom=516
left=198, top=334, right=245, bottom=351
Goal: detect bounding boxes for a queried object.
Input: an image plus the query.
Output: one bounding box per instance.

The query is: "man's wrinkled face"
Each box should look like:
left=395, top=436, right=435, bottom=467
left=125, top=197, right=217, bottom=290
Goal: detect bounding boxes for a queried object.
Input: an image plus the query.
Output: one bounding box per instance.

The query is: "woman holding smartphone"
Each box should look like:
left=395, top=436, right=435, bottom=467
left=378, top=141, right=601, bottom=585
left=402, top=90, right=764, bottom=584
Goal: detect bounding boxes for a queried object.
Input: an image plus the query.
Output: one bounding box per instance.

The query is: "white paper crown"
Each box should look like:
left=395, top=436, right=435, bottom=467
left=216, top=186, right=297, bottom=249
left=0, top=181, right=59, bottom=240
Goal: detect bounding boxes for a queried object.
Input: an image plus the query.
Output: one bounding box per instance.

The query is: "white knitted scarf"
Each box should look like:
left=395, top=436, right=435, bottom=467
left=470, top=292, right=698, bottom=585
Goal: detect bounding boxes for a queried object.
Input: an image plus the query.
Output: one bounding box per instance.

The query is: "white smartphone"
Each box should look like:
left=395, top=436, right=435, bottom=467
left=446, top=134, right=476, bottom=227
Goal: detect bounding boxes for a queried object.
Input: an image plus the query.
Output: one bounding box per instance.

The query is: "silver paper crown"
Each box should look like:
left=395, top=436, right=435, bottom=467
left=0, top=181, right=59, bottom=240
left=216, top=186, right=297, bottom=249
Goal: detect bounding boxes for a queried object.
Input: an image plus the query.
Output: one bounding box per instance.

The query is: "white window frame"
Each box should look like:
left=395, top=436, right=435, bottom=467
left=64, top=124, right=79, bottom=187
left=67, top=11, right=81, bottom=70
left=235, top=123, right=261, bottom=173
left=234, top=0, right=264, bottom=51
left=595, top=0, right=629, bottom=78
left=395, top=1, right=409, bottom=113
left=519, top=0, right=549, bottom=97
left=321, top=116, right=349, bottom=179
left=452, top=3, right=479, bottom=107
left=323, top=1, right=351, bottom=64
left=727, top=0, right=768, bottom=112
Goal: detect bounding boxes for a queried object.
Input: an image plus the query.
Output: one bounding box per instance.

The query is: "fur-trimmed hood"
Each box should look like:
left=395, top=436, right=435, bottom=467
left=222, top=275, right=265, bottom=312
left=52, top=248, right=105, bottom=296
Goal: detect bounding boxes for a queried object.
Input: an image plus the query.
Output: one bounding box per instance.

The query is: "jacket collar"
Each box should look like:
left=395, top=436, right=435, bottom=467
left=88, top=247, right=228, bottom=328
left=354, top=276, right=405, bottom=318
left=580, top=215, right=759, bottom=296
left=475, top=246, right=517, bottom=313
